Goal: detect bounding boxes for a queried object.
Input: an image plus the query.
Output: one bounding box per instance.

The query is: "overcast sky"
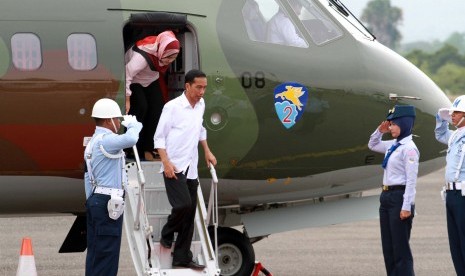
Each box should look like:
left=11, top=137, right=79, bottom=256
left=343, top=0, right=465, bottom=43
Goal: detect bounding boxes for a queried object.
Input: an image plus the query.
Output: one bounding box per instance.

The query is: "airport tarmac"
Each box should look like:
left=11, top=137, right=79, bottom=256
left=0, top=167, right=456, bottom=275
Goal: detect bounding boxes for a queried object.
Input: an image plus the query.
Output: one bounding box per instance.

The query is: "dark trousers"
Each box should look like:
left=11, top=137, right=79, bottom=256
left=161, top=173, right=199, bottom=264
left=379, top=190, right=415, bottom=276
left=128, top=81, right=164, bottom=153
left=85, top=193, right=123, bottom=276
left=446, top=190, right=465, bottom=275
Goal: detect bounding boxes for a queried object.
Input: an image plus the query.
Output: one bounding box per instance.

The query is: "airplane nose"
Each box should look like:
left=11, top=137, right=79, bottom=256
left=359, top=41, right=451, bottom=116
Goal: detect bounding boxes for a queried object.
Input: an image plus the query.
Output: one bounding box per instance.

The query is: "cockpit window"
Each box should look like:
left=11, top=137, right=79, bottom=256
left=323, top=0, right=375, bottom=40
left=11, top=33, right=42, bottom=71
left=242, top=0, right=343, bottom=47
left=297, top=0, right=343, bottom=45
left=242, top=0, right=309, bottom=48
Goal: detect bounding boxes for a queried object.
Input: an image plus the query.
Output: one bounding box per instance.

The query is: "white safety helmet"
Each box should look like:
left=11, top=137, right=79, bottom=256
left=449, top=95, right=465, bottom=113
left=438, top=95, right=465, bottom=122
left=91, top=98, right=123, bottom=118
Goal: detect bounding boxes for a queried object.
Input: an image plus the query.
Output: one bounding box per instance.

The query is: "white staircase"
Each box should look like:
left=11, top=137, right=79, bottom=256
left=124, top=160, right=220, bottom=276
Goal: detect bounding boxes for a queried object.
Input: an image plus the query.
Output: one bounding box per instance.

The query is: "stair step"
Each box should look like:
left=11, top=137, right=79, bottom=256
left=124, top=161, right=220, bottom=275
left=159, top=268, right=208, bottom=275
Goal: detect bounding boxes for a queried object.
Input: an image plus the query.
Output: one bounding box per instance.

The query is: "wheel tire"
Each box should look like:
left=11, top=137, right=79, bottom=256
left=208, top=226, right=255, bottom=276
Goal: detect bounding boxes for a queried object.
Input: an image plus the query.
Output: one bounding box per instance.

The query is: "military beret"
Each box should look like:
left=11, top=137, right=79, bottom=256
left=386, top=105, right=416, bottom=120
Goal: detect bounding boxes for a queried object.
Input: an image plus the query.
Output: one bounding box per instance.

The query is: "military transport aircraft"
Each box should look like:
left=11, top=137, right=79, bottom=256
left=0, top=0, right=451, bottom=275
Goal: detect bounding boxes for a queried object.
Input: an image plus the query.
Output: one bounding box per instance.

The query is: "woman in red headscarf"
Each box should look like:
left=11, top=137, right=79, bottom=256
left=125, top=30, right=180, bottom=160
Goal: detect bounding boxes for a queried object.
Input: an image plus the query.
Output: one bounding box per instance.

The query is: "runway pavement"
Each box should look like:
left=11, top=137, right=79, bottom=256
left=0, top=167, right=456, bottom=275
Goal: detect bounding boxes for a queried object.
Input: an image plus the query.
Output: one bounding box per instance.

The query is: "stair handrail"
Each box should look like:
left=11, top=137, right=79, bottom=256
left=205, top=163, right=219, bottom=266
left=132, top=146, right=146, bottom=231
left=131, top=146, right=154, bottom=269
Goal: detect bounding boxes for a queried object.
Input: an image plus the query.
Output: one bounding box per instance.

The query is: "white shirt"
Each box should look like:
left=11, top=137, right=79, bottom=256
left=368, top=129, right=419, bottom=211
left=266, top=9, right=307, bottom=48
left=154, top=92, right=207, bottom=179
left=125, top=49, right=160, bottom=96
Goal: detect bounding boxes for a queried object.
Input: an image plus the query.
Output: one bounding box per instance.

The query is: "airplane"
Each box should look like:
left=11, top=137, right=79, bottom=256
left=0, top=0, right=451, bottom=275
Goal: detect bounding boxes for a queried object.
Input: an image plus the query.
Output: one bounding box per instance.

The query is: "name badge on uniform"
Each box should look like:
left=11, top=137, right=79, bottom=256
left=83, top=136, right=92, bottom=147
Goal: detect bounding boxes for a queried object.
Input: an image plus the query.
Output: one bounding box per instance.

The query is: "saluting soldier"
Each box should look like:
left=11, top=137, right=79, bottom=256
left=368, top=105, right=419, bottom=276
left=435, top=95, right=465, bottom=275
left=84, top=98, right=142, bottom=276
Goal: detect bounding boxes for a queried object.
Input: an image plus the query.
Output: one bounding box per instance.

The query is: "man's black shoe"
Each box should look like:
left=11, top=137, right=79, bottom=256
left=172, top=260, right=205, bottom=270
left=159, top=238, right=172, bottom=249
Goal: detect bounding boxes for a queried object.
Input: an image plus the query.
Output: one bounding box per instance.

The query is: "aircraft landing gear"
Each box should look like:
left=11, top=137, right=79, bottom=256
left=209, top=226, right=255, bottom=276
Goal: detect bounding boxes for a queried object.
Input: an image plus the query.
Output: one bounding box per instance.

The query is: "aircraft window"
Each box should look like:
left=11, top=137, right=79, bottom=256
left=11, top=33, right=42, bottom=71
left=297, top=0, right=343, bottom=45
left=242, top=0, right=267, bottom=42
left=322, top=0, right=374, bottom=40
left=242, top=0, right=309, bottom=48
left=67, top=34, right=97, bottom=71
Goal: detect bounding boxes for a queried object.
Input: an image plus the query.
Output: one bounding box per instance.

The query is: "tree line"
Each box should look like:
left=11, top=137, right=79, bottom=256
left=404, top=43, right=465, bottom=95
left=360, top=0, right=465, bottom=95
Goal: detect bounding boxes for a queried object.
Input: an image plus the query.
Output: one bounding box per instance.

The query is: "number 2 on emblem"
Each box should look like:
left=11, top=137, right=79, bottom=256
left=283, top=106, right=293, bottom=123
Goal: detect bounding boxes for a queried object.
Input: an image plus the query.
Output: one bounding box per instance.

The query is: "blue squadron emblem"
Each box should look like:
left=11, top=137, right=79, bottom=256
left=274, top=82, right=308, bottom=129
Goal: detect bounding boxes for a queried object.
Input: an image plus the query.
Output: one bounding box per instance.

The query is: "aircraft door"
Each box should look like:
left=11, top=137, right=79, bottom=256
left=123, top=12, right=197, bottom=101
left=122, top=12, right=199, bottom=159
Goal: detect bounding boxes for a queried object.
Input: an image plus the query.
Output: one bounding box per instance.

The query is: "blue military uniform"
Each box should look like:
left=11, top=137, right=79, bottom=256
left=84, top=114, right=141, bottom=276
left=368, top=105, right=419, bottom=276
left=435, top=95, right=465, bottom=275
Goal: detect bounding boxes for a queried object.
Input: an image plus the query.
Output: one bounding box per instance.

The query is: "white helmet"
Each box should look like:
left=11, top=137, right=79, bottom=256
left=91, top=98, right=123, bottom=118
left=438, top=95, right=465, bottom=122
left=449, top=95, right=465, bottom=113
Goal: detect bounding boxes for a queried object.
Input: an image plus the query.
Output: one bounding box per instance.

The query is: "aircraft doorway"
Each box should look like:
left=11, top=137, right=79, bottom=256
left=122, top=12, right=199, bottom=160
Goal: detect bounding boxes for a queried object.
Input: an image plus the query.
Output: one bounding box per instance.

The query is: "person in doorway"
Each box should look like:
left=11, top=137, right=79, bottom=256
left=435, top=95, right=465, bottom=275
left=154, top=69, right=217, bottom=269
left=368, top=105, right=418, bottom=276
left=266, top=0, right=307, bottom=47
left=125, top=30, right=180, bottom=160
left=84, top=98, right=142, bottom=276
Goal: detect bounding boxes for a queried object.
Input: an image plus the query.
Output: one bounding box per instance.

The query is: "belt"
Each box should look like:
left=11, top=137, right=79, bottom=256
left=94, top=186, right=124, bottom=197
left=382, top=185, right=406, bottom=191
left=446, top=182, right=464, bottom=190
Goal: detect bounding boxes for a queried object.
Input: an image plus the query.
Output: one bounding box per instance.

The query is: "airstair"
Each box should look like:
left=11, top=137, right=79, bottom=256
left=123, top=155, right=220, bottom=276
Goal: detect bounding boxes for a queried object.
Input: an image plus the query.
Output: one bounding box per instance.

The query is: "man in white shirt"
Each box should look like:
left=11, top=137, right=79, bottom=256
left=154, top=69, right=216, bottom=269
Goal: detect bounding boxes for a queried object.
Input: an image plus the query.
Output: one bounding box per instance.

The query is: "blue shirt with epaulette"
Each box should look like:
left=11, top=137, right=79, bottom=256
left=435, top=114, right=465, bottom=182
left=84, top=123, right=141, bottom=199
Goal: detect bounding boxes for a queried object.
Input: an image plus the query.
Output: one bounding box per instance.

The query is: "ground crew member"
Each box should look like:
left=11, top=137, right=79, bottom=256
left=154, top=69, right=217, bottom=269
left=368, top=105, right=418, bottom=276
left=84, top=98, right=142, bottom=276
left=435, top=95, right=465, bottom=275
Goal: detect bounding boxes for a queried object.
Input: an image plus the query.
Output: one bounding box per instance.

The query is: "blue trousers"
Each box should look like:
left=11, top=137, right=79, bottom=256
left=379, top=190, right=415, bottom=276
left=85, top=193, right=123, bottom=276
left=446, top=190, right=465, bottom=275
